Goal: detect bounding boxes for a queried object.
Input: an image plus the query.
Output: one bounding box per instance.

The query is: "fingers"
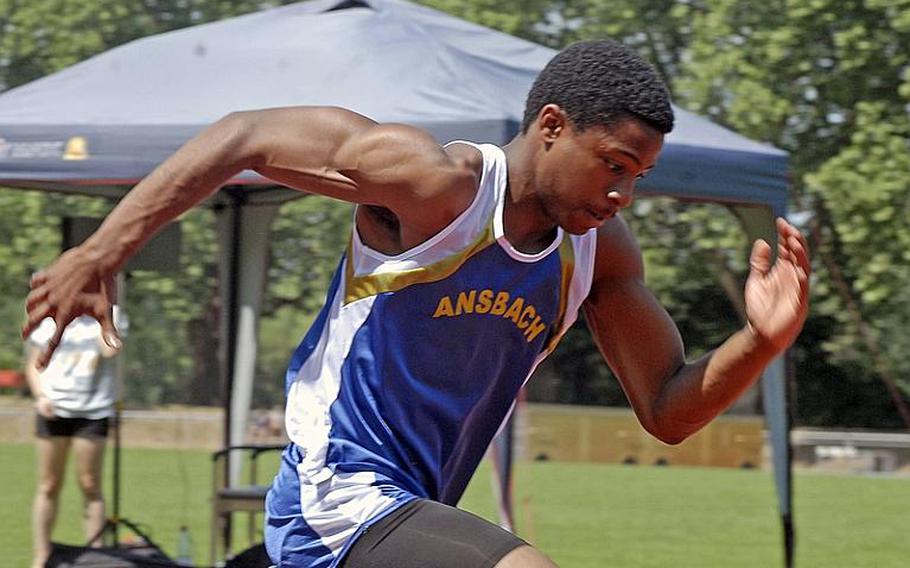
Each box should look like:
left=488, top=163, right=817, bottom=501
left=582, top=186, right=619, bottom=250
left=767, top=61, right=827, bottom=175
left=788, top=235, right=810, bottom=277
left=24, top=271, right=51, bottom=339
left=104, top=274, right=119, bottom=305
left=98, top=304, right=122, bottom=351
left=21, top=302, right=51, bottom=340
left=24, top=251, right=123, bottom=364
left=30, top=271, right=47, bottom=288
left=25, top=287, right=48, bottom=312
left=99, top=277, right=122, bottom=350
left=776, top=218, right=810, bottom=253
left=776, top=217, right=811, bottom=279
left=750, top=238, right=772, bottom=276
left=36, top=324, right=65, bottom=371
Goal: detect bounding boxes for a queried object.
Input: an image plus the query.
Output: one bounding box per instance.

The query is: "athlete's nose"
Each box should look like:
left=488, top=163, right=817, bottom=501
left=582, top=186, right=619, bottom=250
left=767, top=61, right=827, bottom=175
left=606, top=177, right=635, bottom=209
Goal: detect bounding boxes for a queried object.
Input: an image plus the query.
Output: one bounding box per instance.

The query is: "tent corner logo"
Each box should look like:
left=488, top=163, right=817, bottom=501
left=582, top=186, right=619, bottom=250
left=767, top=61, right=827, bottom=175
left=63, top=136, right=89, bottom=160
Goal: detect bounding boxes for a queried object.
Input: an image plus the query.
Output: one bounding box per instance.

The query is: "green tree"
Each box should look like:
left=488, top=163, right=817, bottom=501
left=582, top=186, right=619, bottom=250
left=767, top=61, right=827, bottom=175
left=6, top=0, right=907, bottom=428
left=0, top=0, right=298, bottom=405
left=254, top=197, right=354, bottom=406
left=415, top=0, right=762, bottom=409
left=0, top=190, right=59, bottom=369
left=679, top=0, right=910, bottom=426
left=424, top=0, right=910, bottom=426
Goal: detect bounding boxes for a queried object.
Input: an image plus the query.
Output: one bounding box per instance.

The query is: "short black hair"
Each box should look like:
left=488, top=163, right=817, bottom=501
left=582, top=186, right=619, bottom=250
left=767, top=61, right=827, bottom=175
left=521, top=39, right=674, bottom=134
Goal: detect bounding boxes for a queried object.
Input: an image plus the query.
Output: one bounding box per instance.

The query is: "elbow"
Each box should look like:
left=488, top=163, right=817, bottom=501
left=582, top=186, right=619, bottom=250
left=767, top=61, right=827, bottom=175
left=641, top=414, right=701, bottom=446
left=645, top=423, right=689, bottom=446
left=656, top=432, right=689, bottom=446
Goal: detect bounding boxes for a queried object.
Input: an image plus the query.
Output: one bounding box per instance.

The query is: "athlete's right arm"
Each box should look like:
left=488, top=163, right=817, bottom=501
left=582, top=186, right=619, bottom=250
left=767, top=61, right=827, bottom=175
left=23, top=106, right=476, bottom=368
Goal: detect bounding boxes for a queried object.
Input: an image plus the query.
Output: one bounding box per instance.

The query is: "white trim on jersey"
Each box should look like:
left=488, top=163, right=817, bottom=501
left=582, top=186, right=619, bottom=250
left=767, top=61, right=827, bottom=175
left=279, top=141, right=599, bottom=565
left=350, top=141, right=497, bottom=276
left=285, top=270, right=396, bottom=558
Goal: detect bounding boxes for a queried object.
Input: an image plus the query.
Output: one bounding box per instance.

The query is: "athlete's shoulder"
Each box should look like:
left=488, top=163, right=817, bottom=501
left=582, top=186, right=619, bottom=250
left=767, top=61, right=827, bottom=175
left=353, top=140, right=490, bottom=256
left=443, top=142, right=486, bottom=187
left=591, top=214, right=644, bottom=282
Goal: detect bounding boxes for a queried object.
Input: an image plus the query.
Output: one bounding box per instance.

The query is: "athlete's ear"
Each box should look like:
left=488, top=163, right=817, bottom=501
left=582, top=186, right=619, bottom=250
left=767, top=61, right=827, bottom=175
left=536, top=104, right=567, bottom=144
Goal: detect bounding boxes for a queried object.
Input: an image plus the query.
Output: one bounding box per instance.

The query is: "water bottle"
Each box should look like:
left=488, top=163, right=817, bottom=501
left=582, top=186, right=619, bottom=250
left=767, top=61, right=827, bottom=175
left=176, top=525, right=194, bottom=566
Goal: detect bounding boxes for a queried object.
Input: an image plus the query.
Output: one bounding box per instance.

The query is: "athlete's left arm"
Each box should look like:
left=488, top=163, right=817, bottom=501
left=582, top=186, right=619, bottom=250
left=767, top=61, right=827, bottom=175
left=582, top=216, right=810, bottom=444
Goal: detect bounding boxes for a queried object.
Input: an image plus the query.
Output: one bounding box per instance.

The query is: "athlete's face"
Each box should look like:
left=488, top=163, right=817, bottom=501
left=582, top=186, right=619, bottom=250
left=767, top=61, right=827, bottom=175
left=533, top=106, right=664, bottom=235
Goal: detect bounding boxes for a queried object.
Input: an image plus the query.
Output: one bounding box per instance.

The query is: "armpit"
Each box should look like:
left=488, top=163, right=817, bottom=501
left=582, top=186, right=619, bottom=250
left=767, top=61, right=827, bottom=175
left=362, top=205, right=401, bottom=233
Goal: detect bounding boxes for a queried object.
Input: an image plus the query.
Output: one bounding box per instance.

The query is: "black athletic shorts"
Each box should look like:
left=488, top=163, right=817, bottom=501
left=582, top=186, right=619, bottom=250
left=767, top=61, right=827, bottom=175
left=36, top=415, right=110, bottom=439
left=339, top=499, right=527, bottom=568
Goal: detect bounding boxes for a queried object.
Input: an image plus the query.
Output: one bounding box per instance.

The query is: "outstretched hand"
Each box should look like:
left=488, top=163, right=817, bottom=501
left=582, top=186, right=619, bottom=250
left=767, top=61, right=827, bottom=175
left=22, top=246, right=121, bottom=370
left=744, top=218, right=811, bottom=351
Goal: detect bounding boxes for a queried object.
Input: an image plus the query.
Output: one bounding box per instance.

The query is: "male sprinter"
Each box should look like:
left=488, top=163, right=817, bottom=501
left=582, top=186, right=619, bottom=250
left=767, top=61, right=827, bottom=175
left=24, top=40, right=810, bottom=568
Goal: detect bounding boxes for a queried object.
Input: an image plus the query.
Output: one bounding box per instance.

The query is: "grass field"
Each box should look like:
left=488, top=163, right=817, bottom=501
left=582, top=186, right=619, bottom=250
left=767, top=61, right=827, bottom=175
left=1, top=442, right=907, bottom=567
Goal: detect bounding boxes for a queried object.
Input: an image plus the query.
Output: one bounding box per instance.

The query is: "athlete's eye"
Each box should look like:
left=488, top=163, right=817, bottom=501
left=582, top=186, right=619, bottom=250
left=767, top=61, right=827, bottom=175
left=635, top=171, right=649, bottom=181
left=604, top=160, right=625, bottom=175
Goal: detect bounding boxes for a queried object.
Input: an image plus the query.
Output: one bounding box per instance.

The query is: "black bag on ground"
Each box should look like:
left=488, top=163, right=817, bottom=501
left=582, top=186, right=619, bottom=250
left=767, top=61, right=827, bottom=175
left=224, top=544, right=271, bottom=568
left=45, top=540, right=180, bottom=567
left=45, top=518, right=194, bottom=568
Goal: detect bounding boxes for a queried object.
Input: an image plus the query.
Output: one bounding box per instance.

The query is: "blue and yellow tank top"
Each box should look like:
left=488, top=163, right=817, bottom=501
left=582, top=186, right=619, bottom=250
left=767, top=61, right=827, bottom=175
left=265, top=142, right=597, bottom=567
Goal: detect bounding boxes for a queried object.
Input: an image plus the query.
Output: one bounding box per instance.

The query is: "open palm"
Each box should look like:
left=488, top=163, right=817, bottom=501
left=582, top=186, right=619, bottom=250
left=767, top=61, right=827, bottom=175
left=744, top=218, right=811, bottom=351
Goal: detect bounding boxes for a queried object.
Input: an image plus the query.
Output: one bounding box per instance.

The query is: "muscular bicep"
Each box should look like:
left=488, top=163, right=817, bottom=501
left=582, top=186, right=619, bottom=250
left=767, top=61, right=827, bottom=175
left=582, top=219, right=685, bottom=433
left=240, top=106, right=475, bottom=232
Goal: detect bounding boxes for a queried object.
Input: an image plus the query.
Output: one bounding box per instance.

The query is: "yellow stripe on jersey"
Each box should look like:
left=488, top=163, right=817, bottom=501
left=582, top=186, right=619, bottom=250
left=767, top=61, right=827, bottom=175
left=343, top=225, right=497, bottom=305
left=543, top=236, right=575, bottom=353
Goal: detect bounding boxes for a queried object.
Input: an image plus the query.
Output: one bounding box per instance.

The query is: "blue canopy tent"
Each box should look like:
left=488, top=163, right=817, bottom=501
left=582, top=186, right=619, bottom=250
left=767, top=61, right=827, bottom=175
left=0, top=0, right=793, bottom=564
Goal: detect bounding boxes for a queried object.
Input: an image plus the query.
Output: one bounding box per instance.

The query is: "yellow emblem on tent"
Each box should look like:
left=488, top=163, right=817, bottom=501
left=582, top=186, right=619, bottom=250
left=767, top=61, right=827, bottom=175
left=63, top=136, right=89, bottom=160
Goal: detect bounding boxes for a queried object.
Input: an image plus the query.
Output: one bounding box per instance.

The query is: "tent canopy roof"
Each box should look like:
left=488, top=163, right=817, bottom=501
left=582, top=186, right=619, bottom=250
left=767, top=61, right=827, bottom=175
left=0, top=0, right=787, bottom=212
left=0, top=1, right=794, bottom=533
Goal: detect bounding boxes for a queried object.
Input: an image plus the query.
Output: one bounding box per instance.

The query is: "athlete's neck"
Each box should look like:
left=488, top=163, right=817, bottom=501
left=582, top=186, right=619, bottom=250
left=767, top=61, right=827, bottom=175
left=502, top=136, right=559, bottom=254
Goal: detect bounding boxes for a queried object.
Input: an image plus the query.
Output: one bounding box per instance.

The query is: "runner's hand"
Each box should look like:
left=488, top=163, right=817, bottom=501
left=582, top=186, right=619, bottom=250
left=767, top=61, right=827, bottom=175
left=22, top=246, right=121, bottom=370
left=744, top=217, right=811, bottom=351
